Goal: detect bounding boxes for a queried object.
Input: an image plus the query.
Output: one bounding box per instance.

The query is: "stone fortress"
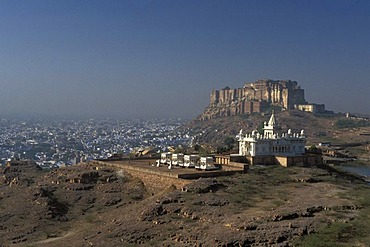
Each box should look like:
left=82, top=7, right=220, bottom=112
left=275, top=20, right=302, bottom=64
left=200, top=79, right=326, bottom=120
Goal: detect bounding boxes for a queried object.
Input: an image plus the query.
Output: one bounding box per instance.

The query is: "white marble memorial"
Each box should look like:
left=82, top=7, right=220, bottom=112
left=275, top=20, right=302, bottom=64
left=237, top=111, right=306, bottom=157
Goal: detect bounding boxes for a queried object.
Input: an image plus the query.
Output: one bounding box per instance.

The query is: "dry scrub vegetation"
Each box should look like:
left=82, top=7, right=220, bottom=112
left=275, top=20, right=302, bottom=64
left=1, top=161, right=369, bottom=246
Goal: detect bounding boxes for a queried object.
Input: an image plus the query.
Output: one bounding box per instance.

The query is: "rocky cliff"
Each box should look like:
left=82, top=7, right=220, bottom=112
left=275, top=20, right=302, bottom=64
left=199, top=79, right=307, bottom=120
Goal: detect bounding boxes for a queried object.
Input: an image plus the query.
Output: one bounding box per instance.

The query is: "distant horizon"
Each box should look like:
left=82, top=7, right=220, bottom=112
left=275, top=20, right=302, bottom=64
left=1, top=0, right=369, bottom=118
left=1, top=104, right=369, bottom=121
left=0, top=111, right=192, bottom=121
left=2, top=75, right=368, bottom=120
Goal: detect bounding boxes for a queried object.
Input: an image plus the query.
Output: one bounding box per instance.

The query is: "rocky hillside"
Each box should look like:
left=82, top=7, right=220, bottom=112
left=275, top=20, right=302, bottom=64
left=182, top=110, right=370, bottom=148
left=183, top=110, right=330, bottom=145
left=1, top=160, right=370, bottom=246
left=0, top=161, right=147, bottom=246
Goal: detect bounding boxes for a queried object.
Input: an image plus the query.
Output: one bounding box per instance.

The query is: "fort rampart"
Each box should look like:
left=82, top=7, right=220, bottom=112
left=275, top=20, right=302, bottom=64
left=201, top=79, right=307, bottom=120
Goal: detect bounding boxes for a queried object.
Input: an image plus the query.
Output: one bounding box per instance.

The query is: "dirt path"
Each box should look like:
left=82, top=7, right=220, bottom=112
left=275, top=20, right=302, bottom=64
left=32, top=230, right=76, bottom=245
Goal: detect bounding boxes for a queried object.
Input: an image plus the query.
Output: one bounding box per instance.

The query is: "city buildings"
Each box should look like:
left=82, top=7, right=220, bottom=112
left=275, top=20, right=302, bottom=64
left=0, top=118, right=191, bottom=168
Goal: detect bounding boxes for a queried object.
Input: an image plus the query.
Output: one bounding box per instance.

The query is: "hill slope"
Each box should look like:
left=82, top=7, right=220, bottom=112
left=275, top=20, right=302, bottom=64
left=182, top=110, right=370, bottom=149
left=1, top=160, right=370, bottom=246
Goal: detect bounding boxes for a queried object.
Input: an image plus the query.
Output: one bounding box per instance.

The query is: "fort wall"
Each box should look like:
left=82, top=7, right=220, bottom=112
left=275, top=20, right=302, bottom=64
left=202, top=79, right=307, bottom=120
left=90, top=159, right=248, bottom=193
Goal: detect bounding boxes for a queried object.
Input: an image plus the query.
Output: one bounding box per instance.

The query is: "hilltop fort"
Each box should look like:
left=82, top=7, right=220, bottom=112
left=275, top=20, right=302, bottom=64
left=200, top=79, right=326, bottom=120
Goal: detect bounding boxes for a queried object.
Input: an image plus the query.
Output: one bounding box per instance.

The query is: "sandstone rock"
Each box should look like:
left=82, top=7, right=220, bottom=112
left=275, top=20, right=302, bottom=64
left=182, top=178, right=226, bottom=193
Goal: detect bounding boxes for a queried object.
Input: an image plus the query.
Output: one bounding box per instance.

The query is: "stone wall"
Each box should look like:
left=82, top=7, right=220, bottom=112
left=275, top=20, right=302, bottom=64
left=201, top=79, right=306, bottom=120
left=90, top=160, right=190, bottom=194
left=246, top=154, right=322, bottom=167
left=124, top=169, right=190, bottom=194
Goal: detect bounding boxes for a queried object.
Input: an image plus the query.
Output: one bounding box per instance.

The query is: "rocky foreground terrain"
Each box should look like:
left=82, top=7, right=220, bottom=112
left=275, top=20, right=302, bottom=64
left=0, top=160, right=369, bottom=246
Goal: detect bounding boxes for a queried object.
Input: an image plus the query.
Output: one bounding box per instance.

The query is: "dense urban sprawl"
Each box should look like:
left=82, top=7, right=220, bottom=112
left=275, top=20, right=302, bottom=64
left=0, top=118, right=191, bottom=168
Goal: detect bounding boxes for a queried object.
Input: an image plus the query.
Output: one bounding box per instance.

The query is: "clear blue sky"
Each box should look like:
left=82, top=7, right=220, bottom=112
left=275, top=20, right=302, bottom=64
left=0, top=0, right=369, bottom=119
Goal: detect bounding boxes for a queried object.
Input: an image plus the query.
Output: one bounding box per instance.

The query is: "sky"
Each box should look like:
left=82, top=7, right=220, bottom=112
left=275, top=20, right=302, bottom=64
left=0, top=0, right=369, bottom=119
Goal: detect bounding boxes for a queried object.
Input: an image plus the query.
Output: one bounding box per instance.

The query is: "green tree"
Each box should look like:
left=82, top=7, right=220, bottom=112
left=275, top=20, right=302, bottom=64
left=224, top=136, right=235, bottom=150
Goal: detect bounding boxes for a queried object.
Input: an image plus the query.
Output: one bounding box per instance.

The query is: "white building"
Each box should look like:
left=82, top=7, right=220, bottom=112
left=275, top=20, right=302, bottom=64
left=161, top=152, right=172, bottom=165
left=198, top=157, right=218, bottom=170
left=237, top=112, right=306, bottom=157
left=294, top=103, right=326, bottom=114
left=184, top=154, right=199, bottom=168
left=172, top=153, right=184, bottom=166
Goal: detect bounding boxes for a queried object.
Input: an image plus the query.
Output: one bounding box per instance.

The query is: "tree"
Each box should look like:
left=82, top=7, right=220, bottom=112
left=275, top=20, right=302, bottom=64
left=224, top=137, right=235, bottom=150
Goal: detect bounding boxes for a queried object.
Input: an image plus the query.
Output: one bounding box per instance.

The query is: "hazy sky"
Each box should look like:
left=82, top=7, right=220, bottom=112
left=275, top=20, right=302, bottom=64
left=0, top=0, right=369, bottom=119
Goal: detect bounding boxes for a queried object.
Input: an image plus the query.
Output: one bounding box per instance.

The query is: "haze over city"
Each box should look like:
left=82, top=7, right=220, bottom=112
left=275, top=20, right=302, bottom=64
left=0, top=0, right=369, bottom=119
